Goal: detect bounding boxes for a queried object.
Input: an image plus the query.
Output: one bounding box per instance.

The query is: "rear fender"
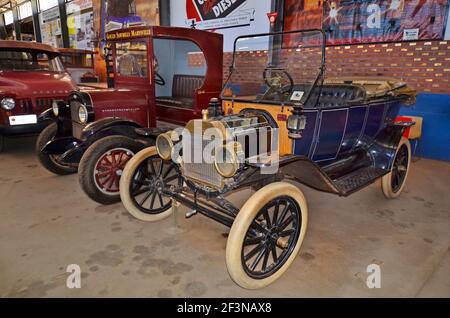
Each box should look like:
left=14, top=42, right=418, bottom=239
left=366, top=122, right=414, bottom=171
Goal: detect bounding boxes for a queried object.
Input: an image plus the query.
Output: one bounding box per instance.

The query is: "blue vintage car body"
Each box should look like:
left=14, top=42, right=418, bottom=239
left=119, top=28, right=417, bottom=290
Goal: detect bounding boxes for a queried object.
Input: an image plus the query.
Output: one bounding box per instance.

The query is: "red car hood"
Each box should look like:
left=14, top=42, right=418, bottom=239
left=0, top=71, right=76, bottom=98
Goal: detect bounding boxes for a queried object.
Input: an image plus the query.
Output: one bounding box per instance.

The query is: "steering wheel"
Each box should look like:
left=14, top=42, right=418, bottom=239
left=261, top=67, right=294, bottom=101
left=155, top=72, right=165, bottom=86
left=153, top=57, right=165, bottom=86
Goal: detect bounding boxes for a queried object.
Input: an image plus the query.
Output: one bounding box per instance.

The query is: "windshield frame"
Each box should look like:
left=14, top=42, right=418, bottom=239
left=222, top=28, right=326, bottom=108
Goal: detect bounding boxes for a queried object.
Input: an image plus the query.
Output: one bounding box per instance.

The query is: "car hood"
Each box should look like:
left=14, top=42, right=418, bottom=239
left=0, top=72, right=76, bottom=97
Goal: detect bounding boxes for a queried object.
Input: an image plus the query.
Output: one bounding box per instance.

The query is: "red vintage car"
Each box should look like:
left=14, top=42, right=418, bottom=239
left=0, top=41, right=76, bottom=151
left=38, top=26, right=223, bottom=205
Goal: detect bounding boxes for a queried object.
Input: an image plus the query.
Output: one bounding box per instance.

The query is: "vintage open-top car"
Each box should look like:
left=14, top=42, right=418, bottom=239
left=119, top=29, right=416, bottom=289
left=37, top=26, right=223, bottom=204
left=0, top=40, right=76, bottom=152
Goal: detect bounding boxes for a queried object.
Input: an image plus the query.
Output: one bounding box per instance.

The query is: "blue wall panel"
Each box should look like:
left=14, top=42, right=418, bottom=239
left=399, top=93, right=450, bottom=162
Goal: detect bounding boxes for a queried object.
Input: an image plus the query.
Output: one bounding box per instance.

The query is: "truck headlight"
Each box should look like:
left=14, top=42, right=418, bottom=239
left=1, top=98, right=16, bottom=110
left=52, top=101, right=60, bottom=116
left=214, top=142, right=242, bottom=178
left=78, top=104, right=88, bottom=124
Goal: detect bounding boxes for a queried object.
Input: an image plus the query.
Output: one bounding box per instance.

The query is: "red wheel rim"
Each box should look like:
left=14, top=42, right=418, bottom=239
left=94, top=148, right=135, bottom=195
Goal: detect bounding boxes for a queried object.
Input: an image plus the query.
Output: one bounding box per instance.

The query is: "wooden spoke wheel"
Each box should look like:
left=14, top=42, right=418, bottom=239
left=120, top=147, right=181, bottom=222
left=226, top=182, right=308, bottom=289
left=78, top=136, right=145, bottom=205
left=382, top=137, right=411, bottom=199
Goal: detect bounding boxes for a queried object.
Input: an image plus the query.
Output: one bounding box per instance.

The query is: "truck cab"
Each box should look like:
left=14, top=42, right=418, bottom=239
left=38, top=26, right=223, bottom=204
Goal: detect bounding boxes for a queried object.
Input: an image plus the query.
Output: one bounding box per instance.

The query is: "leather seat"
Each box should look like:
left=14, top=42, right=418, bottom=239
left=303, top=84, right=366, bottom=108
left=156, top=74, right=204, bottom=109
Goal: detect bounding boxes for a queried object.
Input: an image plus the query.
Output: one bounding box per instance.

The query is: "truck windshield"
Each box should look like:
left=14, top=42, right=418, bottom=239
left=60, top=53, right=93, bottom=68
left=0, top=51, right=65, bottom=72
left=116, top=41, right=148, bottom=78
left=222, top=30, right=324, bottom=105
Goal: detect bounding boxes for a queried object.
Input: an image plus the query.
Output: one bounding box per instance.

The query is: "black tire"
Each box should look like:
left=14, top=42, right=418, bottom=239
left=78, top=135, right=146, bottom=205
left=0, top=135, right=4, bottom=153
left=36, top=123, right=78, bottom=175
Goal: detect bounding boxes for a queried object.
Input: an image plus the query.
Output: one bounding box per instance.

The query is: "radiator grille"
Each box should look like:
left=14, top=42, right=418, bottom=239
left=183, top=137, right=224, bottom=189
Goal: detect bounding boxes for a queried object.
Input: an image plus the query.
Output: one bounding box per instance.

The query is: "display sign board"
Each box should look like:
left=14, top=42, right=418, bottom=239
left=170, top=0, right=272, bottom=52
left=106, top=28, right=152, bottom=41
left=66, top=0, right=93, bottom=15
left=39, top=7, right=61, bottom=47
left=284, top=0, right=449, bottom=45
left=68, top=11, right=95, bottom=49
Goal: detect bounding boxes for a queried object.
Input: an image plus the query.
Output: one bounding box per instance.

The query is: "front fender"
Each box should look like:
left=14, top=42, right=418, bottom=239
left=279, top=155, right=341, bottom=195
left=38, top=109, right=56, bottom=122
left=80, top=118, right=142, bottom=141
left=41, top=137, right=82, bottom=155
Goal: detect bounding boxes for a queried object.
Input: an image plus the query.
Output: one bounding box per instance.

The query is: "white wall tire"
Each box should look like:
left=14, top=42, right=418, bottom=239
left=226, top=182, right=308, bottom=289
left=120, top=147, right=178, bottom=222
left=381, top=137, right=412, bottom=199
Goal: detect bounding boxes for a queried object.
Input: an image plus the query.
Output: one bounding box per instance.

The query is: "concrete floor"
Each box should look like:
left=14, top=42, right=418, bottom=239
left=0, top=136, right=449, bottom=298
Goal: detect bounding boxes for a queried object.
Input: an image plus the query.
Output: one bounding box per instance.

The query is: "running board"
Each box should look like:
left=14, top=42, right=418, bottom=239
left=333, top=167, right=386, bottom=196
left=280, top=156, right=387, bottom=197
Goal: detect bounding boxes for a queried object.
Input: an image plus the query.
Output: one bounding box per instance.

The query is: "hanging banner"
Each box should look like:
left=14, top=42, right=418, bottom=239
left=284, top=0, right=449, bottom=45
left=171, top=0, right=272, bottom=51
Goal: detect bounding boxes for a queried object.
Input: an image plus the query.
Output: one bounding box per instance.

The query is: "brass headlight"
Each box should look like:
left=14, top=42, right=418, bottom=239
left=214, top=142, right=243, bottom=178
left=78, top=104, right=88, bottom=124
left=156, top=132, right=175, bottom=161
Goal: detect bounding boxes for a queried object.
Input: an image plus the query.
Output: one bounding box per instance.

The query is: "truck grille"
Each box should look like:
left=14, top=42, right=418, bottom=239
left=35, top=98, right=53, bottom=114
left=20, top=99, right=33, bottom=114
left=183, top=137, right=224, bottom=189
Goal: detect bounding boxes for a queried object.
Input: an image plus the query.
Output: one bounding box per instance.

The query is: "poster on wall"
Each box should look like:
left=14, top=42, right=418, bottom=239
left=284, top=0, right=449, bottom=45
left=101, top=0, right=159, bottom=32
left=39, top=6, right=62, bottom=48
left=68, top=12, right=95, bottom=49
left=98, top=0, right=159, bottom=51
left=66, top=0, right=95, bottom=49
left=67, top=0, right=94, bottom=14
left=170, top=0, right=272, bottom=52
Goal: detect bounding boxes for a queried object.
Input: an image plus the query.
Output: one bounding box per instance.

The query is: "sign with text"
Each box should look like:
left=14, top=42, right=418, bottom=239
left=106, top=28, right=152, bottom=41
left=171, top=0, right=271, bottom=51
